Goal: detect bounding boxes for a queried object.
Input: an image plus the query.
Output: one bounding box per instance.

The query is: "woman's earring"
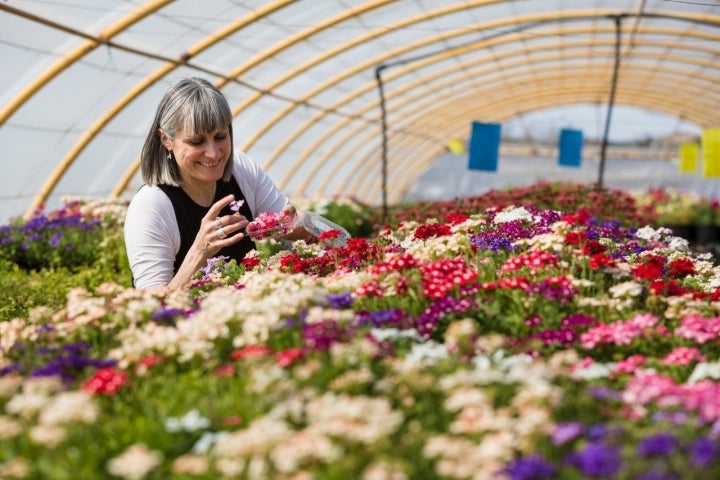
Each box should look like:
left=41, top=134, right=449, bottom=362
left=167, top=150, right=172, bottom=160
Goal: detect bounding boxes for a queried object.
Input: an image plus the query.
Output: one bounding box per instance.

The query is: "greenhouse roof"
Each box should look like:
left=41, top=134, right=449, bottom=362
left=1, top=0, right=719, bottom=223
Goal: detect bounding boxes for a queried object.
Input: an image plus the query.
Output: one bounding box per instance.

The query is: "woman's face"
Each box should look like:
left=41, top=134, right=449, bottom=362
left=161, top=127, right=231, bottom=185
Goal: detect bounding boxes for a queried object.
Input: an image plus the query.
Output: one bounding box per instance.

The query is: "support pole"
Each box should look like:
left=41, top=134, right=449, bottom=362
left=375, top=65, right=388, bottom=223
left=598, top=15, right=623, bottom=189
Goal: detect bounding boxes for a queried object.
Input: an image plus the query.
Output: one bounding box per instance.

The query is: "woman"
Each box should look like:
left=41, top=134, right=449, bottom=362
left=124, top=77, right=313, bottom=291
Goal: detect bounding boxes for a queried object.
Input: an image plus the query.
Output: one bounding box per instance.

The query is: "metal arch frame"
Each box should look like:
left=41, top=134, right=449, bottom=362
left=238, top=17, right=718, bottom=197
left=372, top=72, right=720, bottom=198
left=112, top=8, right=719, bottom=200
left=0, top=0, right=173, bottom=126
left=233, top=8, right=644, bottom=161
left=283, top=34, right=720, bottom=197
left=226, top=0, right=511, bottom=138
left=351, top=74, right=716, bottom=202
left=301, top=43, right=711, bottom=193
left=214, top=0, right=399, bottom=92
left=113, top=0, right=510, bottom=197
left=376, top=84, right=718, bottom=203
left=3, top=1, right=714, bottom=215
left=280, top=29, right=720, bottom=201
left=22, top=0, right=296, bottom=218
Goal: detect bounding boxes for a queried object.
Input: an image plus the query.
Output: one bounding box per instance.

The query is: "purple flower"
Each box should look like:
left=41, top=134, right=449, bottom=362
left=560, top=313, right=596, bottom=329
left=552, top=422, right=584, bottom=446
left=634, top=470, right=680, bottom=480
left=503, top=454, right=557, bottom=480
left=565, top=441, right=623, bottom=478
left=303, top=320, right=351, bottom=351
left=689, top=437, right=720, bottom=467
left=587, top=387, right=622, bottom=401
left=584, top=423, right=624, bottom=441
left=325, top=292, right=354, bottom=309
left=152, top=307, right=186, bottom=325
left=637, top=433, right=679, bottom=457
left=30, top=342, right=116, bottom=383
left=356, top=309, right=411, bottom=329
left=49, top=231, right=63, bottom=247
left=651, top=411, right=688, bottom=425
left=229, top=199, right=245, bottom=213
left=470, top=234, right=518, bottom=253
left=200, top=256, right=229, bottom=276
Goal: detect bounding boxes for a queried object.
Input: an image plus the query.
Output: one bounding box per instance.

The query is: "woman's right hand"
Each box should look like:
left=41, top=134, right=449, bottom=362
left=168, top=194, right=250, bottom=292
left=198, top=194, right=250, bottom=258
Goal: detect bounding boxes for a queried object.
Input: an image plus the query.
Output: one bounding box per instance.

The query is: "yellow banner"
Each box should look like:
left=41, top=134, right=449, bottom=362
left=702, top=128, right=720, bottom=178
left=679, top=142, right=698, bottom=174
left=447, top=138, right=465, bottom=154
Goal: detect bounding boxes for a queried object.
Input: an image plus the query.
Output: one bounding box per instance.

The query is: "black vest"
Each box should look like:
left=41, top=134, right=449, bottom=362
left=158, top=175, right=256, bottom=274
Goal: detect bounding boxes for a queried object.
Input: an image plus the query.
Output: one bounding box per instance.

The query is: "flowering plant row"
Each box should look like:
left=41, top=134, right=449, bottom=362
left=3, top=193, right=720, bottom=478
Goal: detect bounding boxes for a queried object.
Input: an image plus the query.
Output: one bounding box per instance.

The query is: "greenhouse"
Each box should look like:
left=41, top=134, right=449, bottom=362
left=3, top=1, right=720, bottom=479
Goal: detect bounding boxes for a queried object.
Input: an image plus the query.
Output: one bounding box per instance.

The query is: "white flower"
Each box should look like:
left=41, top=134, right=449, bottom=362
left=570, top=362, right=615, bottom=380
left=688, top=362, right=720, bottom=383
left=164, top=409, right=211, bottom=433
left=106, top=443, right=163, bottom=480
left=608, top=281, right=643, bottom=298
left=370, top=327, right=423, bottom=343
left=404, top=341, right=449, bottom=366
left=493, top=206, right=532, bottom=224
left=635, top=226, right=663, bottom=241
left=192, top=431, right=228, bottom=454
left=38, top=391, right=98, bottom=426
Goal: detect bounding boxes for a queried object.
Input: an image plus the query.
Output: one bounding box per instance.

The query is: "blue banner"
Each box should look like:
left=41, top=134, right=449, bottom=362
left=558, top=128, right=583, bottom=167
left=468, top=121, right=501, bottom=171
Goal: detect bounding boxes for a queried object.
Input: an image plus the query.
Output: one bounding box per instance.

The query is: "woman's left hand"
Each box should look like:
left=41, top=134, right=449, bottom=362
left=280, top=205, right=315, bottom=243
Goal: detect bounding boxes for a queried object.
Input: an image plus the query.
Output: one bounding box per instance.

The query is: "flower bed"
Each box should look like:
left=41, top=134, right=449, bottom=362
left=2, top=193, right=720, bottom=478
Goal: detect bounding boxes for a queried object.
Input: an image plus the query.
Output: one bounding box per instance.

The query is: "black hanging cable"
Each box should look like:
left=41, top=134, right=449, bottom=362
left=598, top=15, right=623, bottom=190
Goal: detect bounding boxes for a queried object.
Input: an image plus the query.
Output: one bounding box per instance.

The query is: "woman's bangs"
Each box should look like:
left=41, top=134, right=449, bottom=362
left=182, top=94, right=232, bottom=136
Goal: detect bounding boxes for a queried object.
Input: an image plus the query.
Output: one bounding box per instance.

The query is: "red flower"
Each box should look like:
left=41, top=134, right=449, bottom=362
left=413, top=223, right=452, bottom=240
left=241, top=256, right=261, bottom=269
left=582, top=240, right=607, bottom=255
left=649, top=279, right=688, bottom=296
left=82, top=368, right=128, bottom=395
left=275, top=347, right=304, bottom=367
left=562, top=210, right=592, bottom=225
left=589, top=253, right=615, bottom=269
left=318, top=229, right=341, bottom=242
left=231, top=345, right=270, bottom=360
left=564, top=231, right=586, bottom=245
left=667, top=257, right=695, bottom=278
left=633, top=254, right=665, bottom=280
left=138, top=354, right=164, bottom=368
left=444, top=212, right=470, bottom=225
left=213, top=363, right=235, bottom=377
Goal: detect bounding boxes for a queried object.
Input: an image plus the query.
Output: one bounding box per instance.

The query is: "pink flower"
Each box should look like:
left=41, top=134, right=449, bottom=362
left=611, top=354, right=647, bottom=377
left=229, top=199, right=245, bottom=213
left=661, top=347, right=706, bottom=366
left=246, top=211, right=293, bottom=240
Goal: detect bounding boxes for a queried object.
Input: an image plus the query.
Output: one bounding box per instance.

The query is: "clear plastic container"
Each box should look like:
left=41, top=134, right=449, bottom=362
left=295, top=210, right=350, bottom=247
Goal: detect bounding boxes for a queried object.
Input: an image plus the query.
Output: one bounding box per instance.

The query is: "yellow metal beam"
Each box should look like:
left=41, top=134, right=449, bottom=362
left=26, top=0, right=295, bottom=218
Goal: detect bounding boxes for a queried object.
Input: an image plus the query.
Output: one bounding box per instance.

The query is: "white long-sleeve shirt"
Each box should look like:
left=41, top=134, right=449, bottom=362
left=124, top=150, right=288, bottom=290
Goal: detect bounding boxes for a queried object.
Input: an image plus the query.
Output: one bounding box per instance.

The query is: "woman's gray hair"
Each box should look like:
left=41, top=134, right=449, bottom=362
left=140, top=77, right=234, bottom=186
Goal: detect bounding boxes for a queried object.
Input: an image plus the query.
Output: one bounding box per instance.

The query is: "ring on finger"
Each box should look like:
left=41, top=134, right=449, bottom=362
left=217, top=226, right=228, bottom=239
left=214, top=217, right=223, bottom=229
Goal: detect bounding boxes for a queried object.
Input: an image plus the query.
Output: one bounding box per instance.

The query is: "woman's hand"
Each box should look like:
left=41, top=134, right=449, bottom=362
left=279, top=204, right=316, bottom=243
left=199, top=194, right=250, bottom=257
